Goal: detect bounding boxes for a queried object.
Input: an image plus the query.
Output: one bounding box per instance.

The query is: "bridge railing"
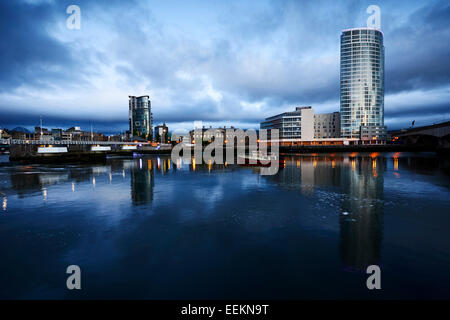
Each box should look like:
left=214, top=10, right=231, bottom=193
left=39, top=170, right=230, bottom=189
left=0, top=139, right=150, bottom=146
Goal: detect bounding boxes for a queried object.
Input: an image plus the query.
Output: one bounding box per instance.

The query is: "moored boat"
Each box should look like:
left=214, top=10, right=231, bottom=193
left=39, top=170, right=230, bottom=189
left=238, top=151, right=283, bottom=167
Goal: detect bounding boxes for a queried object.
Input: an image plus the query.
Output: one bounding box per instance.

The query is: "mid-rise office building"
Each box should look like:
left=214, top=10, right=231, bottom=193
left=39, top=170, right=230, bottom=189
left=314, top=112, right=341, bottom=138
left=129, top=95, right=152, bottom=139
left=340, top=28, right=386, bottom=141
left=260, top=106, right=314, bottom=140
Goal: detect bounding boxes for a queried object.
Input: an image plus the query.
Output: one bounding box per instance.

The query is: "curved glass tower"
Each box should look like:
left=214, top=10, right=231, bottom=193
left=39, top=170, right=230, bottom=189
left=340, top=28, right=385, bottom=140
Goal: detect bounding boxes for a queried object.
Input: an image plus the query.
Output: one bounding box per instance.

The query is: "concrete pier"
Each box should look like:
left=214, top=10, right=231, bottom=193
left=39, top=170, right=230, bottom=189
left=9, top=144, right=107, bottom=163
left=8, top=143, right=174, bottom=163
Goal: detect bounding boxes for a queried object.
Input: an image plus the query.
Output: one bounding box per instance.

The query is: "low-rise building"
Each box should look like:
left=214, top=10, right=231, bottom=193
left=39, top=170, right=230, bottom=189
left=190, top=126, right=225, bottom=143
left=107, top=134, right=124, bottom=142
left=34, top=126, right=53, bottom=141
left=188, top=126, right=255, bottom=144
left=62, top=131, right=73, bottom=141
left=10, top=127, right=34, bottom=140
left=260, top=106, right=314, bottom=140
left=360, top=125, right=387, bottom=142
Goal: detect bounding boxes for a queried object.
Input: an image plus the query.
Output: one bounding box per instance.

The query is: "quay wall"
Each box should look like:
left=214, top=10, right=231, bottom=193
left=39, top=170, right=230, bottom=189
left=9, top=144, right=107, bottom=163
left=278, top=144, right=439, bottom=154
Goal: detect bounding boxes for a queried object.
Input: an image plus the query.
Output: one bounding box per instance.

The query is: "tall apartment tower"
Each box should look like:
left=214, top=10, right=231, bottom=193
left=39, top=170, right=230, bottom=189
left=129, top=95, right=152, bottom=139
left=340, top=28, right=386, bottom=140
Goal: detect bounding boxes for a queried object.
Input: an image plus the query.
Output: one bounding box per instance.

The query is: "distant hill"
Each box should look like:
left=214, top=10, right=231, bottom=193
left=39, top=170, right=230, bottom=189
left=11, top=126, right=31, bottom=133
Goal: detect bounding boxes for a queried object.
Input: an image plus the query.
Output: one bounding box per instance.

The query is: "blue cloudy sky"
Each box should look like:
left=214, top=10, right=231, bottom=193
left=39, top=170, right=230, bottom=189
left=0, top=0, right=449, bottom=134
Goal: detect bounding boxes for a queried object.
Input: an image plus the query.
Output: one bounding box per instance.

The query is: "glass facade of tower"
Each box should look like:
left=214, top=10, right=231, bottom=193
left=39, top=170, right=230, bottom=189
left=129, top=95, right=151, bottom=139
left=340, top=28, right=385, bottom=139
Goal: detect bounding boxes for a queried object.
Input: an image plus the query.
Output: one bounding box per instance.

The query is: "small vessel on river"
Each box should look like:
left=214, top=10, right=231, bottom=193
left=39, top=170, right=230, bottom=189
left=238, top=150, right=283, bottom=167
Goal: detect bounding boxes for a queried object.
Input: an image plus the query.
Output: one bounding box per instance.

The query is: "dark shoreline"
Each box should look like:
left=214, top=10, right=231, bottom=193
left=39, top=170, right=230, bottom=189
left=1, top=144, right=448, bottom=164
left=279, top=144, right=448, bottom=155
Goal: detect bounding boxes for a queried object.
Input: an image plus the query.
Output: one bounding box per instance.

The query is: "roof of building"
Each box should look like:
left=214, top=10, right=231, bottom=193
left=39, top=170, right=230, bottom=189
left=341, top=27, right=384, bottom=36
left=263, top=107, right=313, bottom=121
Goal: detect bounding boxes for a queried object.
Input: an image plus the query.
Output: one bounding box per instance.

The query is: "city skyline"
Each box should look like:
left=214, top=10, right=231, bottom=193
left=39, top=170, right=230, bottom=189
left=1, top=0, right=450, bottom=134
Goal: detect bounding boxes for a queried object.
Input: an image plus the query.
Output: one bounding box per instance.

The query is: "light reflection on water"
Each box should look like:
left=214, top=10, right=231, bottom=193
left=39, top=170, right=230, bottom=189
left=0, top=153, right=449, bottom=299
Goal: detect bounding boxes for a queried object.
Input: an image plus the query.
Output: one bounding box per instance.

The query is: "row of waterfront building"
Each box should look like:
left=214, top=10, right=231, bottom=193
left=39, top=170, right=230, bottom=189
left=1, top=95, right=167, bottom=143
left=2, top=26, right=386, bottom=147
left=0, top=126, right=111, bottom=142
left=0, top=123, right=169, bottom=144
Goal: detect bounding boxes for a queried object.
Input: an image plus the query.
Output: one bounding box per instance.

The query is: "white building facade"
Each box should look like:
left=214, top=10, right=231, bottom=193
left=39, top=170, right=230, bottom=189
left=260, top=106, right=314, bottom=141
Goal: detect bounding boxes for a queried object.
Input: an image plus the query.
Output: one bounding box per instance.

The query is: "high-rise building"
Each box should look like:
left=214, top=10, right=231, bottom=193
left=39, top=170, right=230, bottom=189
left=129, top=95, right=152, bottom=139
left=340, top=28, right=386, bottom=141
left=260, top=106, right=314, bottom=140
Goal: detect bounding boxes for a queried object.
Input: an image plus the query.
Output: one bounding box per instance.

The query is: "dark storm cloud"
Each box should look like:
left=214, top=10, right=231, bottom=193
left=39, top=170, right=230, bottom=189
left=0, top=1, right=74, bottom=90
left=385, top=0, right=450, bottom=93
left=385, top=102, right=450, bottom=118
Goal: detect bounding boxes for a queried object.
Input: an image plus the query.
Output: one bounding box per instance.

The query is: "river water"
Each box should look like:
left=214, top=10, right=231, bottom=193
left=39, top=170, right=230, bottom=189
left=0, top=152, right=449, bottom=299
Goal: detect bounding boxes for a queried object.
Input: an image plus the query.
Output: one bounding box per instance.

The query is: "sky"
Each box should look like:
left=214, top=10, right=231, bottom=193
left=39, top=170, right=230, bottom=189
left=0, top=0, right=449, bottom=134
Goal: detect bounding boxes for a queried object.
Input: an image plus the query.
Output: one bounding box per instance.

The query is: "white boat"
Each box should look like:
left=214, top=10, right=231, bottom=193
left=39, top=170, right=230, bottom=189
left=37, top=146, right=68, bottom=154
left=91, top=145, right=111, bottom=152
left=238, top=151, right=280, bottom=166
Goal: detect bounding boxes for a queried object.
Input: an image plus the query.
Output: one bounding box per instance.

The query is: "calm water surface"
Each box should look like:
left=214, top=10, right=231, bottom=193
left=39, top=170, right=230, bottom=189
left=0, top=152, right=449, bottom=299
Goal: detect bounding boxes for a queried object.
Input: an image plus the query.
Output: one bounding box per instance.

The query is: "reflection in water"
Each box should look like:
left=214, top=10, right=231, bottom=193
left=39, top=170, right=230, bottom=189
left=42, top=187, right=47, bottom=201
left=130, top=158, right=155, bottom=205
left=339, top=156, right=384, bottom=271
left=274, top=155, right=342, bottom=196
left=10, top=171, right=41, bottom=197
left=0, top=152, right=449, bottom=299
left=274, top=154, right=384, bottom=271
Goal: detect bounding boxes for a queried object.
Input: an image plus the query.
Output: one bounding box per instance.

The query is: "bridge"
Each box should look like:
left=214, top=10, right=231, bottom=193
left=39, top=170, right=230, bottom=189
left=389, top=121, right=450, bottom=153
left=390, top=121, right=450, bottom=139
left=0, top=139, right=148, bottom=145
